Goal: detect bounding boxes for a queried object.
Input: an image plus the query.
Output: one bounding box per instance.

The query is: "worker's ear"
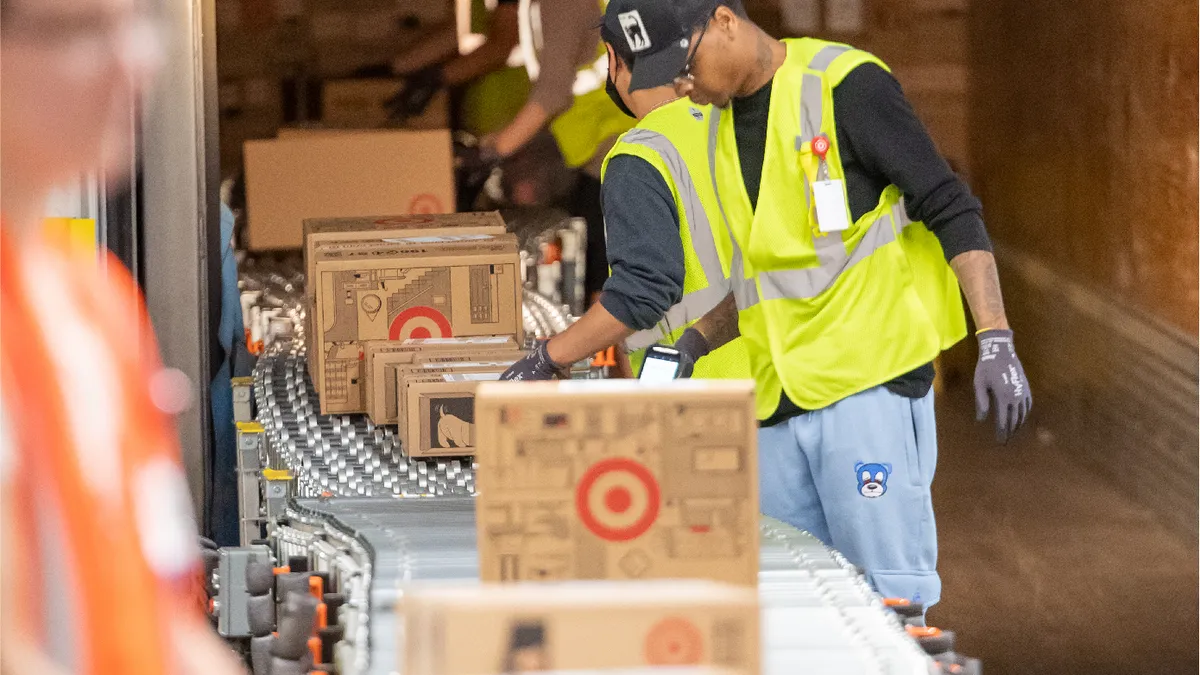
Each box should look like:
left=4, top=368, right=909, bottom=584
left=712, top=5, right=739, bottom=38
left=605, top=43, right=620, bottom=74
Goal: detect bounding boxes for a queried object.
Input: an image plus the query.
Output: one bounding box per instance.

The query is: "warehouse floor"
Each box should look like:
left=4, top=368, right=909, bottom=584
left=930, top=389, right=1199, bottom=674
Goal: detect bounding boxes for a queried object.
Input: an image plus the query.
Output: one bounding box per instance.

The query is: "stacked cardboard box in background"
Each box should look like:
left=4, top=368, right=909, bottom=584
left=402, top=580, right=759, bottom=675
left=473, top=380, right=760, bottom=587
left=215, top=0, right=455, bottom=175
left=244, top=130, right=457, bottom=250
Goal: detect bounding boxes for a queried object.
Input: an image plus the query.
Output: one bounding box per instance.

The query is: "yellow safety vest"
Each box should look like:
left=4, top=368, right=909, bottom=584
left=601, top=100, right=754, bottom=388
left=710, top=38, right=967, bottom=416
left=461, top=0, right=531, bottom=135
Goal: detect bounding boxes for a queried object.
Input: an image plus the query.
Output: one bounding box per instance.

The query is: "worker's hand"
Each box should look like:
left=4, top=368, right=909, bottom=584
left=454, top=138, right=502, bottom=211
left=501, top=340, right=567, bottom=381
left=385, top=66, right=442, bottom=121
left=974, top=329, right=1032, bottom=444
left=671, top=327, right=712, bottom=379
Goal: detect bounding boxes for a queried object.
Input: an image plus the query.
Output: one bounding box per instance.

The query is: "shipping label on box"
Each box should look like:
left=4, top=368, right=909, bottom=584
left=474, top=381, right=760, bottom=586
left=402, top=580, right=759, bottom=675
left=244, top=129, right=455, bottom=250
left=312, top=239, right=522, bottom=415
left=363, top=336, right=519, bottom=424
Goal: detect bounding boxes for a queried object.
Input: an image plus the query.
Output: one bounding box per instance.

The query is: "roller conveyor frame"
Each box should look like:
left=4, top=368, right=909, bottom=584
left=261, top=497, right=937, bottom=675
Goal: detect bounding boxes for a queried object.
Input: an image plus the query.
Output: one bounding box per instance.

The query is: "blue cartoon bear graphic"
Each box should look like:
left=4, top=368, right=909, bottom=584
left=855, top=462, right=892, bottom=498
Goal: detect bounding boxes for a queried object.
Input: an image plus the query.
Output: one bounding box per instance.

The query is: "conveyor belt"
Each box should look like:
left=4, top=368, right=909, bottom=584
left=274, top=498, right=935, bottom=675
left=255, top=340, right=478, bottom=499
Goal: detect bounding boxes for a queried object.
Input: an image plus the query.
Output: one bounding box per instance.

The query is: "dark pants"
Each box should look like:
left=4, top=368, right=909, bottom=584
left=569, top=173, right=607, bottom=302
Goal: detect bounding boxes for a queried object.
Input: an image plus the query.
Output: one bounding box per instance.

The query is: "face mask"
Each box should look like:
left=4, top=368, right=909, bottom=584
left=606, top=75, right=636, bottom=118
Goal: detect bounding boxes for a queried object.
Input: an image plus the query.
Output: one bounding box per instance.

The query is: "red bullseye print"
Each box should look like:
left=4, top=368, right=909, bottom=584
left=575, top=457, right=660, bottom=542
left=389, top=306, right=453, bottom=340
left=644, top=617, right=704, bottom=665
left=408, top=193, right=444, bottom=214
left=605, top=486, right=632, bottom=513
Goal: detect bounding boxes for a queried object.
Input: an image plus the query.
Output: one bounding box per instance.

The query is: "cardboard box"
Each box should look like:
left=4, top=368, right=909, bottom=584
left=243, top=129, right=455, bottom=250
left=402, top=580, right=760, bottom=675
left=400, top=367, right=513, bottom=457
left=312, top=237, right=522, bottom=415
left=474, top=380, right=760, bottom=587
left=303, top=212, right=511, bottom=378
left=321, top=78, right=450, bottom=130
left=363, top=336, right=519, bottom=425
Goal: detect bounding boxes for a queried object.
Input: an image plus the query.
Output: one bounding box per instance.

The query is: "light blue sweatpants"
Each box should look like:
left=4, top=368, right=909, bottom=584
left=759, top=385, right=940, bottom=608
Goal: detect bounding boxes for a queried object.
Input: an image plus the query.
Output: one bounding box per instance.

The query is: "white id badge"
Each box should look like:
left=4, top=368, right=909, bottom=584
left=812, top=179, right=851, bottom=233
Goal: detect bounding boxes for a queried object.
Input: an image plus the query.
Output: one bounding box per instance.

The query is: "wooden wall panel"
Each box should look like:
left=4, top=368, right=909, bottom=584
left=969, top=0, right=1198, bottom=335
left=969, top=0, right=1198, bottom=537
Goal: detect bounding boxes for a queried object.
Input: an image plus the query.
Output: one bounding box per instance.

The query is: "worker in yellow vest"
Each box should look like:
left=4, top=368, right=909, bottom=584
left=501, top=25, right=751, bottom=382
left=475, top=0, right=635, bottom=302
left=601, top=0, right=1033, bottom=613
left=387, top=0, right=529, bottom=135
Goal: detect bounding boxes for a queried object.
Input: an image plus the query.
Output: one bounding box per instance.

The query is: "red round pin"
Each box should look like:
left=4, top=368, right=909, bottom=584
left=812, top=135, right=831, bottom=159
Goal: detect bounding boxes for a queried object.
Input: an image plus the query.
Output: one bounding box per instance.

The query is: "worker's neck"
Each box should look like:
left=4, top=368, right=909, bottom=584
left=738, top=28, right=786, bottom=97
left=630, top=88, right=678, bottom=119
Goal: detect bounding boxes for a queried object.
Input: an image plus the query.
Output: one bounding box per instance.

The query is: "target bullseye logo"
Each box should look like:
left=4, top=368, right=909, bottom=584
left=389, top=306, right=453, bottom=340
left=644, top=617, right=704, bottom=665
left=408, top=193, right=444, bottom=214
left=575, top=457, right=660, bottom=542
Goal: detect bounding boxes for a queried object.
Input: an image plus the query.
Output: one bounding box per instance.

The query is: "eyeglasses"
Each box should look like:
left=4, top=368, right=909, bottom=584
left=674, top=12, right=715, bottom=87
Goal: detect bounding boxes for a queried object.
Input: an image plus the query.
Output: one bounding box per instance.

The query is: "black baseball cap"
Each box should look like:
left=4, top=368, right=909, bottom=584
left=600, top=0, right=719, bottom=92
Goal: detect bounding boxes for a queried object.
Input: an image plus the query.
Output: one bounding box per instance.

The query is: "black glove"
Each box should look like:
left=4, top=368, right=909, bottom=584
left=501, top=340, right=566, bottom=381
left=454, top=140, right=501, bottom=211
left=671, top=328, right=712, bottom=379
left=974, top=329, right=1033, bottom=443
left=385, top=66, right=442, bottom=121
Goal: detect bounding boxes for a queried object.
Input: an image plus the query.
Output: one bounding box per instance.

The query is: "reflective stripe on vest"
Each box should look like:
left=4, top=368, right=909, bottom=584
left=725, top=43, right=913, bottom=304
left=621, top=128, right=732, bottom=351
left=794, top=45, right=850, bottom=149
left=706, top=108, right=760, bottom=311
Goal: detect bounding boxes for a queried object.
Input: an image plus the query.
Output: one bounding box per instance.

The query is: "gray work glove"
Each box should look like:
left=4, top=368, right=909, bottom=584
left=974, top=329, right=1032, bottom=443
left=501, top=340, right=566, bottom=381
left=671, top=328, right=712, bottom=379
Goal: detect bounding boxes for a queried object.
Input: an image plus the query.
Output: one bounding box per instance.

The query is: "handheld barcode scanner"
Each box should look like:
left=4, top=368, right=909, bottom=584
left=638, top=345, right=684, bottom=381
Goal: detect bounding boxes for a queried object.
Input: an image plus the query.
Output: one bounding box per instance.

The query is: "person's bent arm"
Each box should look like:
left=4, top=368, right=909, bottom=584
left=441, top=3, right=520, bottom=85
left=502, top=156, right=684, bottom=379
left=392, top=22, right=460, bottom=74
left=949, top=250, right=1008, bottom=331
left=833, top=63, right=1029, bottom=440
left=489, top=101, right=551, bottom=157
left=550, top=156, right=684, bottom=361
left=545, top=303, right=637, bottom=365
left=487, top=0, right=589, bottom=156
left=691, top=292, right=740, bottom=351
